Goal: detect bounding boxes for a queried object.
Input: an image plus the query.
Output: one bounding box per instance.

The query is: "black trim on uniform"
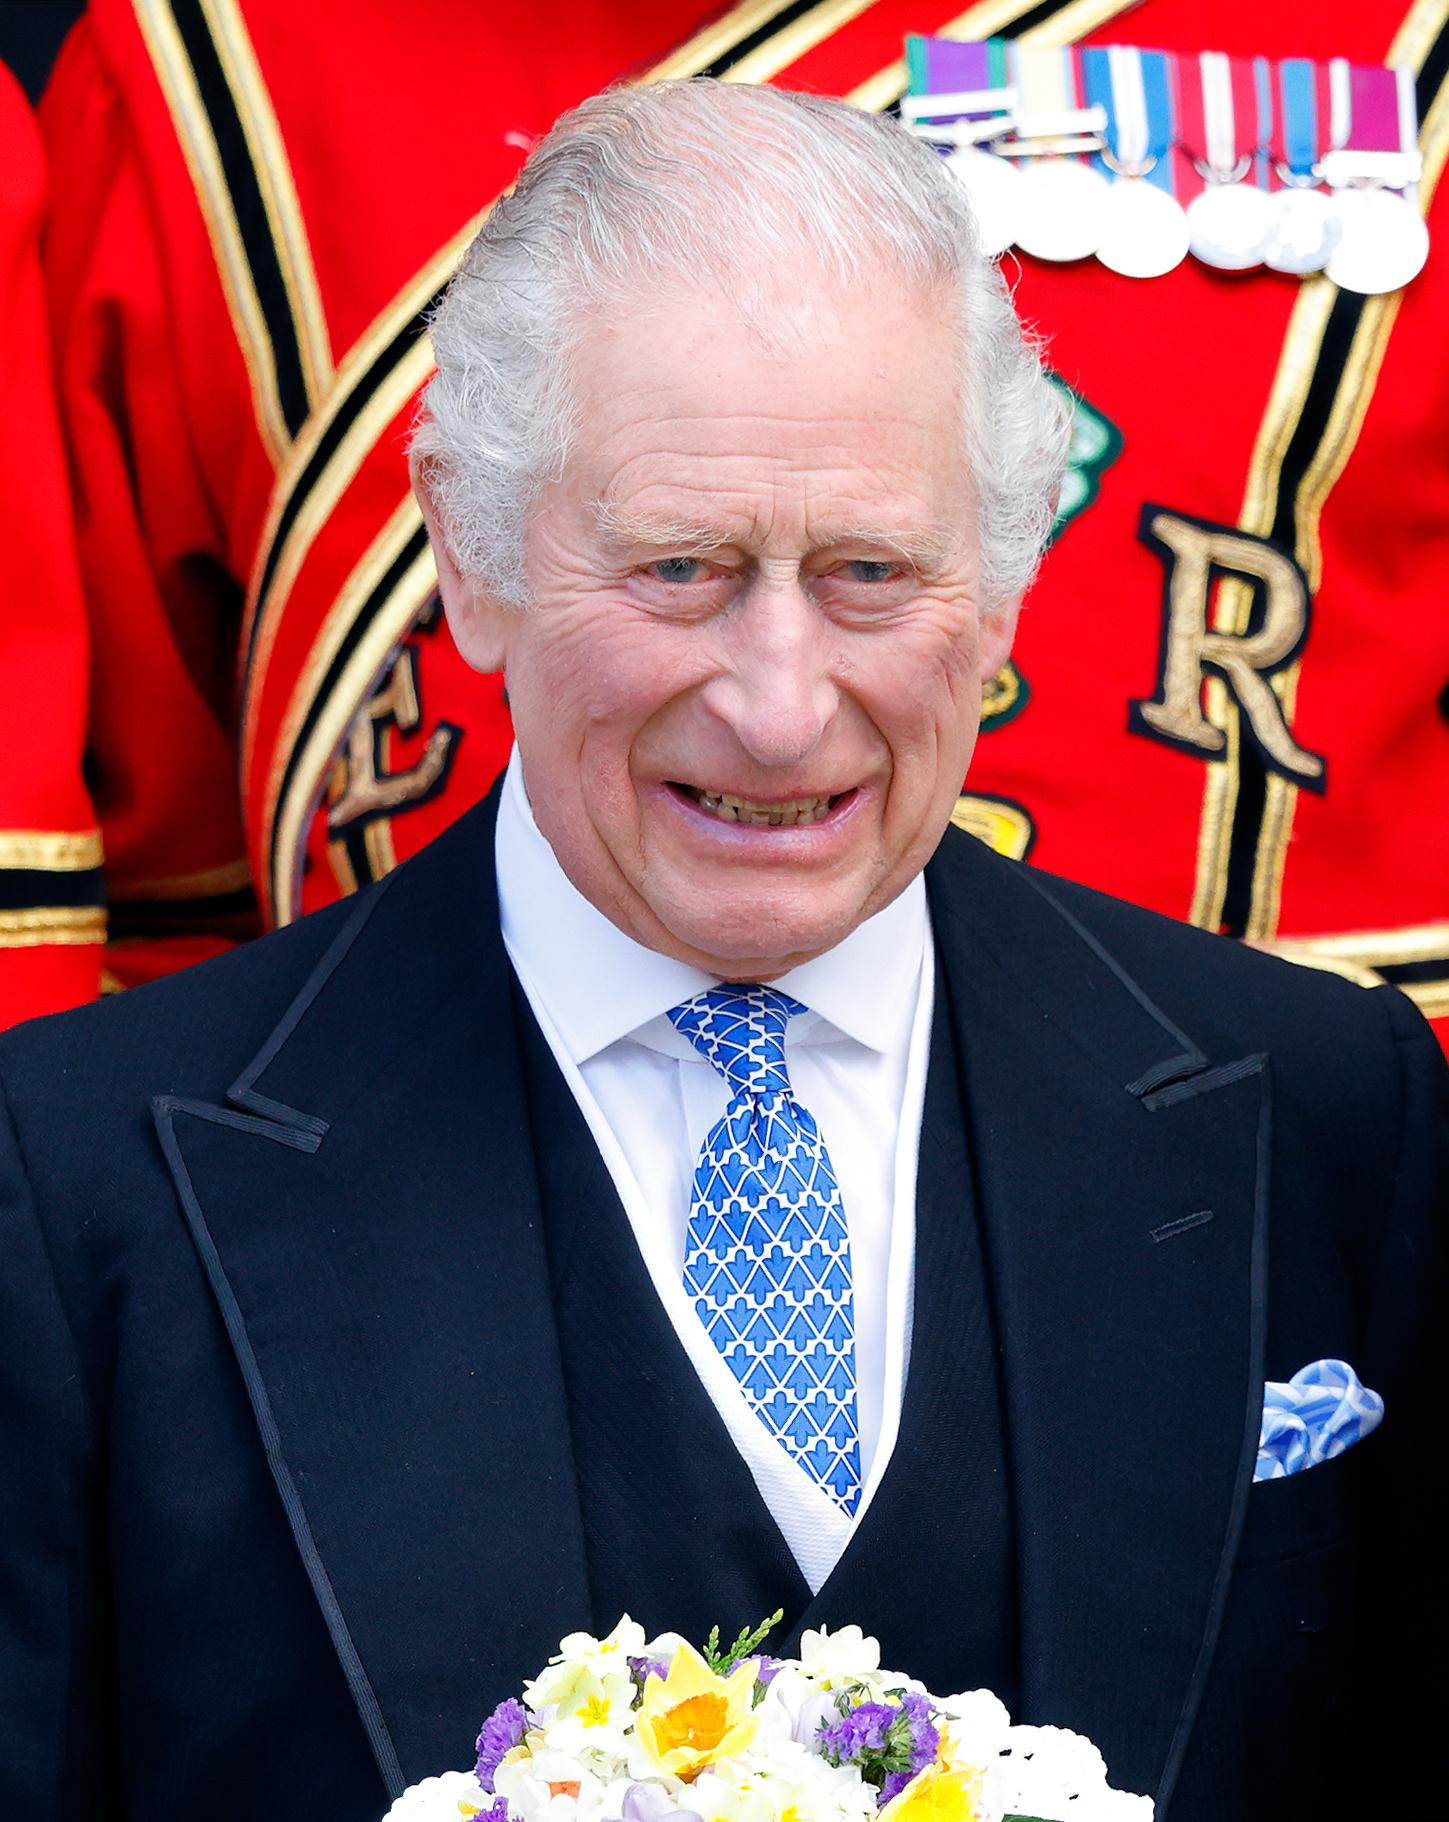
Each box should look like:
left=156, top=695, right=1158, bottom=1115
left=1216, top=14, right=1449, bottom=938
left=0, top=868, right=105, bottom=912
left=266, top=523, right=432, bottom=893
left=697, top=0, right=822, bottom=78
left=168, top=0, right=311, bottom=439
left=244, top=310, right=434, bottom=680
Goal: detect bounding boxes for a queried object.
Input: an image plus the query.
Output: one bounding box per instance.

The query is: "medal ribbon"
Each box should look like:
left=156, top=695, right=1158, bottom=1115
left=1175, top=50, right=1261, bottom=200
left=1346, top=62, right=1402, bottom=152
left=1081, top=44, right=1177, bottom=195
left=1275, top=58, right=1319, bottom=182
left=1253, top=56, right=1274, bottom=190
left=1006, top=40, right=1091, bottom=165
left=903, top=34, right=1012, bottom=130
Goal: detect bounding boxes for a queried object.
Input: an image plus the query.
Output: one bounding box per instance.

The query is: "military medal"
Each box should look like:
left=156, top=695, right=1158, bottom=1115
left=946, top=145, right=1022, bottom=258
left=1181, top=51, right=1276, bottom=272
left=1327, top=186, right=1429, bottom=293
left=1321, top=62, right=1428, bottom=295
left=902, top=36, right=1020, bottom=257
left=1265, top=184, right=1342, bottom=273
left=1264, top=59, right=1340, bottom=274
left=1000, top=43, right=1110, bottom=262
left=901, top=32, right=1430, bottom=292
left=1088, top=45, right=1189, bottom=278
left=1012, top=157, right=1110, bottom=261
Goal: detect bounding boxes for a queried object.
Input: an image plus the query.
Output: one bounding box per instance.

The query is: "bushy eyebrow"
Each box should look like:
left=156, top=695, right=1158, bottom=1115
left=592, top=501, right=951, bottom=570
left=593, top=503, right=732, bottom=552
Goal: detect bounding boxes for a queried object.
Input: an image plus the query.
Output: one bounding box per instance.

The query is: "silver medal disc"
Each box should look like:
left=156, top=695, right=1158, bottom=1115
left=945, top=145, right=1023, bottom=259
left=1263, top=187, right=1342, bottom=274
left=1325, top=186, right=1430, bottom=295
left=1186, top=181, right=1277, bottom=271
left=1012, top=158, right=1111, bottom=262
left=1095, top=177, right=1191, bottom=279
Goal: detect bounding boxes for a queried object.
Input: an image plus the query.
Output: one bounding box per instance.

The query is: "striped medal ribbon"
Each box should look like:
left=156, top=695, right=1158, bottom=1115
left=1009, top=41, right=1113, bottom=262
left=902, top=37, right=1021, bottom=257
left=1266, top=57, right=1342, bottom=273
left=1182, top=52, right=1278, bottom=270
left=1086, top=44, right=1190, bottom=277
left=1322, top=60, right=1428, bottom=293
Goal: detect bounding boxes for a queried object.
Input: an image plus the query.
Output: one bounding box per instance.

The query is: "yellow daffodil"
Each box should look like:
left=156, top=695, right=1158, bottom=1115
left=636, top=1643, right=760, bottom=1782
left=876, top=1759, right=985, bottom=1822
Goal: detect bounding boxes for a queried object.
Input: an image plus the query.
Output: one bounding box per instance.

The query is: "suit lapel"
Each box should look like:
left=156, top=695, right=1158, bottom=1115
left=925, top=831, right=1268, bottom=1816
left=154, top=796, right=590, bottom=1798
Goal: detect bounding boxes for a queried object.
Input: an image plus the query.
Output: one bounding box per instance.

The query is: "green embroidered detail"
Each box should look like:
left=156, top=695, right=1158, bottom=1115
left=1048, top=372, right=1123, bottom=541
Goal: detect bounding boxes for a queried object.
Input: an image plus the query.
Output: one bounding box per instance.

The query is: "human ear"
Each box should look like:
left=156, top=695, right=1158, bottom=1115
left=410, top=448, right=511, bottom=676
left=977, top=596, right=1022, bottom=682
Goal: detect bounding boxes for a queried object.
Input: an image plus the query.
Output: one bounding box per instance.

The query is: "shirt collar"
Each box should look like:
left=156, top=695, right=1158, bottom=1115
left=495, top=749, right=928, bottom=1065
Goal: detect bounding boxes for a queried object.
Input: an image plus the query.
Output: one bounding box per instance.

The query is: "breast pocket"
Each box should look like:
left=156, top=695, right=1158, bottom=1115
left=1236, top=1434, right=1366, bottom=1570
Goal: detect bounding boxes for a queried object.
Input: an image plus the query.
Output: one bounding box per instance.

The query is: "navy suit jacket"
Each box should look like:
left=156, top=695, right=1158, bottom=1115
left=0, top=795, right=1443, bottom=1820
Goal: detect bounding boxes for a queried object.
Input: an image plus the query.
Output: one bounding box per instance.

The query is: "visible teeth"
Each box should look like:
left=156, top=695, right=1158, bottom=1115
left=692, top=789, right=836, bottom=826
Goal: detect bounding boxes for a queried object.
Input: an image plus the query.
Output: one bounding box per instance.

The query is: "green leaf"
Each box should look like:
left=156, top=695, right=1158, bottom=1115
left=701, top=1610, right=784, bottom=1676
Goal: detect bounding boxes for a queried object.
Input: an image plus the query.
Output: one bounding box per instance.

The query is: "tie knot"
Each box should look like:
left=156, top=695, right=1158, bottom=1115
left=669, top=983, right=805, bottom=1101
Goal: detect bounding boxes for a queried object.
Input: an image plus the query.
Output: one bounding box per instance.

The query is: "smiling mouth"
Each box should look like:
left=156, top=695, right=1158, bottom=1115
left=674, top=784, right=845, bottom=827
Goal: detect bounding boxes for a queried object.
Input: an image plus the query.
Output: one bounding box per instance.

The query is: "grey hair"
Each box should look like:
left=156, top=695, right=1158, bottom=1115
left=414, top=79, right=1069, bottom=612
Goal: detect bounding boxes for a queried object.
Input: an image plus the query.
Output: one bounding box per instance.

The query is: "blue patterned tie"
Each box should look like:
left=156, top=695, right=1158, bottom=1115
left=669, top=984, right=861, bottom=1514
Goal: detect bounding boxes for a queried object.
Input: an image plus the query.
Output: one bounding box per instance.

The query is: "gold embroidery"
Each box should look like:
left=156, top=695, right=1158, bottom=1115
left=0, top=906, right=107, bottom=948
left=239, top=334, right=438, bottom=791
left=1132, top=511, right=1322, bottom=784
left=1189, top=0, right=1449, bottom=938
left=1402, top=980, right=1449, bottom=1019
left=266, top=499, right=437, bottom=923
left=1261, top=919, right=1449, bottom=971
left=132, top=0, right=289, bottom=463
left=106, top=857, right=253, bottom=902
left=238, top=218, right=480, bottom=793
left=327, top=649, right=457, bottom=830
left=951, top=793, right=1035, bottom=859
left=1254, top=920, right=1449, bottom=1016
left=644, top=0, right=806, bottom=79
left=0, top=829, right=103, bottom=871
left=721, top=0, right=883, bottom=85
left=980, top=662, right=1022, bottom=725
left=196, top=0, right=332, bottom=407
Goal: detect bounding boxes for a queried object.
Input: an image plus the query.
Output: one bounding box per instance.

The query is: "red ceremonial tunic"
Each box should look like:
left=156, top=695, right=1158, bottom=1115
left=23, top=0, right=1449, bottom=1041
left=0, top=64, right=103, bottom=1025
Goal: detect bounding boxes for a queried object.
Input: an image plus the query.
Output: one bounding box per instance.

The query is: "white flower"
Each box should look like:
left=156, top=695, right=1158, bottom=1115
left=981, top=1724, right=1152, bottom=1822
left=641, top=1632, right=692, bottom=1664
left=934, top=1690, right=1012, bottom=1766
left=382, top=1770, right=490, bottom=1819
left=541, top=1667, right=639, bottom=1760
left=530, top=1619, right=648, bottom=1707
left=797, top=1627, right=881, bottom=1690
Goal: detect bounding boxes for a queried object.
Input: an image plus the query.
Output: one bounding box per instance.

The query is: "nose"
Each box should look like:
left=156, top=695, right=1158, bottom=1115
left=700, top=572, right=839, bottom=767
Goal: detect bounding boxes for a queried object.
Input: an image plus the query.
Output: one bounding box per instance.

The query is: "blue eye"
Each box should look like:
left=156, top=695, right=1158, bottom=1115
left=651, top=557, right=703, bottom=584
left=845, top=560, right=895, bottom=583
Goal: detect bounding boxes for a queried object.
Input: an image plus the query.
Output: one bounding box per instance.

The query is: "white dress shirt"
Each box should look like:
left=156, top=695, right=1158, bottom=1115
left=496, top=752, right=934, bottom=1592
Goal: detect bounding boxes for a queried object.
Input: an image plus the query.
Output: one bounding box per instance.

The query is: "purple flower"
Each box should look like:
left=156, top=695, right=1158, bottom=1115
left=818, top=1701, right=896, bottom=1760
left=750, top=1655, right=784, bottom=1688
left=628, top=1655, right=670, bottom=1694
left=899, top=1692, right=939, bottom=1775
left=622, top=1784, right=704, bottom=1822
left=475, top=1698, right=529, bottom=1792
left=878, top=1771, right=915, bottom=1805
left=478, top=1799, right=512, bottom=1822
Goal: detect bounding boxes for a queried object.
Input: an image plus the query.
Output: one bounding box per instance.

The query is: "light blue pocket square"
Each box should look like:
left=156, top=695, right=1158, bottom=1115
left=1254, top=1358, right=1384, bottom=1481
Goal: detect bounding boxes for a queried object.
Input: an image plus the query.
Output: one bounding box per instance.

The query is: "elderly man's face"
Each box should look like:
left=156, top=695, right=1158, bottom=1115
left=427, top=283, right=1018, bottom=978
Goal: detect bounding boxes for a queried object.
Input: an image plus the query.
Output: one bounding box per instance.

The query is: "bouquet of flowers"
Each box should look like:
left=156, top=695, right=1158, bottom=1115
left=384, top=1615, right=1150, bottom=1822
